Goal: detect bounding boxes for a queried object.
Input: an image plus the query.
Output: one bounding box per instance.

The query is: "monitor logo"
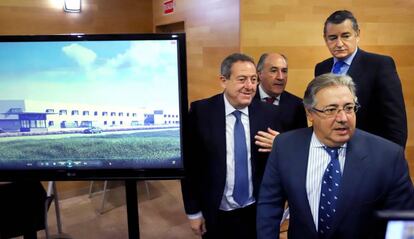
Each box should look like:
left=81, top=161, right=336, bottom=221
left=66, top=172, right=77, bottom=177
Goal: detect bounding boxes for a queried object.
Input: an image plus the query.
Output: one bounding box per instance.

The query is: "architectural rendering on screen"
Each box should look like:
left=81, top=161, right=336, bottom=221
left=0, top=39, right=182, bottom=170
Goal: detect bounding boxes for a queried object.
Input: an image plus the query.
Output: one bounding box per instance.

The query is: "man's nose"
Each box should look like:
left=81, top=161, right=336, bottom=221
left=336, top=38, right=344, bottom=47
left=275, top=70, right=284, bottom=79
left=244, top=78, right=255, bottom=88
left=335, top=109, right=348, bottom=121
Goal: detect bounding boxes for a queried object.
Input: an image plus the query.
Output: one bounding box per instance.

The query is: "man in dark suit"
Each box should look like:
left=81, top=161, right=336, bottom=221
left=255, top=53, right=307, bottom=131
left=257, top=73, right=414, bottom=239
left=314, top=10, right=407, bottom=147
left=181, top=53, right=281, bottom=239
left=254, top=52, right=308, bottom=222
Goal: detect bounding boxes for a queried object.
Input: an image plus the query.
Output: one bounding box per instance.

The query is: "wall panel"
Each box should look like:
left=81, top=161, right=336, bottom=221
left=153, top=0, right=240, bottom=103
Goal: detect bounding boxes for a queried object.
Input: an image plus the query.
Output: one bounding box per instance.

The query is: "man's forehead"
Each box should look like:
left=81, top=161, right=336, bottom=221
left=315, top=86, right=354, bottom=101
left=231, top=61, right=254, bottom=70
left=265, top=54, right=287, bottom=67
left=326, top=30, right=352, bottom=36
left=231, top=62, right=256, bottom=74
left=325, top=20, right=356, bottom=33
left=233, top=60, right=254, bottom=67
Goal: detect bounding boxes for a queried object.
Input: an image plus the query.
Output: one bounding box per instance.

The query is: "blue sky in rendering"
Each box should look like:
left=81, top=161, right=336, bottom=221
left=0, top=40, right=180, bottom=110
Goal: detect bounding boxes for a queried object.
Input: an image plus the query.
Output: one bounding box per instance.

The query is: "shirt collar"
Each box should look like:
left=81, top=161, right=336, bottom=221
left=333, top=47, right=358, bottom=66
left=258, top=84, right=281, bottom=102
left=223, top=93, right=249, bottom=116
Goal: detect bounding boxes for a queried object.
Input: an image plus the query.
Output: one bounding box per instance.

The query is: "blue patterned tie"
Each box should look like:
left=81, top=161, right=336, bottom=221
left=332, top=61, right=345, bottom=74
left=232, top=110, right=249, bottom=206
left=318, top=147, right=341, bottom=238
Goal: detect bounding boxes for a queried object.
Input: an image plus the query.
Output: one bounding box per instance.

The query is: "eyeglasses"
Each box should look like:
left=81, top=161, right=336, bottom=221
left=312, top=103, right=360, bottom=116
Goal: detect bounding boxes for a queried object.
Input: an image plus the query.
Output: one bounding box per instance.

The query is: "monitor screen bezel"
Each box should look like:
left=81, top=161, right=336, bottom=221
left=0, top=33, right=188, bottom=181
left=375, top=210, right=414, bottom=239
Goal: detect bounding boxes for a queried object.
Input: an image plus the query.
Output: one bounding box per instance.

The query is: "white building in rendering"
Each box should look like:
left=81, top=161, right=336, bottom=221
left=0, top=100, right=179, bottom=133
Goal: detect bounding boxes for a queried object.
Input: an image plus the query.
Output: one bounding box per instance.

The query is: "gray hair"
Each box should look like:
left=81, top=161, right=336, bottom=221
left=221, top=53, right=255, bottom=79
left=323, top=10, right=359, bottom=36
left=303, top=73, right=357, bottom=109
left=256, top=53, right=288, bottom=72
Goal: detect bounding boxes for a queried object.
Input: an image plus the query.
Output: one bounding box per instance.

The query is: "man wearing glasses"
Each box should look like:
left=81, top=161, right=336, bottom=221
left=257, top=73, right=414, bottom=239
left=314, top=10, right=407, bottom=147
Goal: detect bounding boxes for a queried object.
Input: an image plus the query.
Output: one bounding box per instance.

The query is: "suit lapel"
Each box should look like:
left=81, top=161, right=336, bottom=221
left=321, top=58, right=334, bottom=74
left=295, top=128, right=320, bottom=235
left=279, top=91, right=286, bottom=109
left=210, top=94, right=227, bottom=176
left=248, top=101, right=260, bottom=168
left=347, top=49, right=364, bottom=81
left=328, top=130, right=369, bottom=237
left=247, top=100, right=271, bottom=177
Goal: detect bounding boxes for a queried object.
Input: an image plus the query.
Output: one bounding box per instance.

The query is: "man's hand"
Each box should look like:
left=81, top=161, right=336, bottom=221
left=255, top=127, right=279, bottom=152
left=189, top=217, right=207, bottom=236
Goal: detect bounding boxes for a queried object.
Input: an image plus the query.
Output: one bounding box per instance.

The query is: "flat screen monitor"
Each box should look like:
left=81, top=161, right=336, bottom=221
left=376, top=210, right=414, bottom=239
left=0, top=33, right=187, bottom=180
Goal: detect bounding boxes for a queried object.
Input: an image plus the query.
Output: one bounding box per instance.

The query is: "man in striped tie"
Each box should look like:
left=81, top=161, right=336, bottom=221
left=257, top=73, right=414, bottom=239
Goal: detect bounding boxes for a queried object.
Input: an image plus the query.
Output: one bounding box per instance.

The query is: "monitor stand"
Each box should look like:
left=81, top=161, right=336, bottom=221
left=46, top=181, right=72, bottom=239
left=125, top=180, right=140, bottom=239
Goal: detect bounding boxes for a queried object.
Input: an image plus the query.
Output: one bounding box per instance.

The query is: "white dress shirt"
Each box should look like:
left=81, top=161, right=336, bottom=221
left=219, top=94, right=254, bottom=211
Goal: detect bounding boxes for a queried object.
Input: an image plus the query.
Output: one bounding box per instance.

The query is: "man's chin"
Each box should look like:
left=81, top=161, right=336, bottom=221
left=236, top=98, right=253, bottom=108
left=332, top=135, right=352, bottom=145
left=333, top=52, right=350, bottom=60
left=271, top=89, right=284, bottom=96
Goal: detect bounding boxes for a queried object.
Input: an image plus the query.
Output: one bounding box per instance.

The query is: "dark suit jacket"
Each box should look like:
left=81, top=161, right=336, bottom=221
left=181, top=93, right=281, bottom=233
left=315, top=49, right=407, bottom=147
left=254, top=89, right=307, bottom=132
left=0, top=181, right=46, bottom=238
left=257, top=127, right=414, bottom=239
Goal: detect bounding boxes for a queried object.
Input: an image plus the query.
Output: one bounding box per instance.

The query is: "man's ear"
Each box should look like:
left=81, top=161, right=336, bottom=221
left=356, top=29, right=361, bottom=43
left=257, top=71, right=262, bottom=83
left=323, top=34, right=328, bottom=43
left=305, top=108, right=314, bottom=123
left=220, top=75, right=227, bottom=88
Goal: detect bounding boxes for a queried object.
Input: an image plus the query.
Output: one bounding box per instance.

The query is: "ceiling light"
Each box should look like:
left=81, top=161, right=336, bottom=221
left=63, top=0, right=81, bottom=13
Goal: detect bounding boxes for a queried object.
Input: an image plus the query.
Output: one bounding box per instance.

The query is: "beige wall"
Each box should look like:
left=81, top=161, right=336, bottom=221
left=153, top=0, right=240, bottom=103
left=240, top=1, right=414, bottom=175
